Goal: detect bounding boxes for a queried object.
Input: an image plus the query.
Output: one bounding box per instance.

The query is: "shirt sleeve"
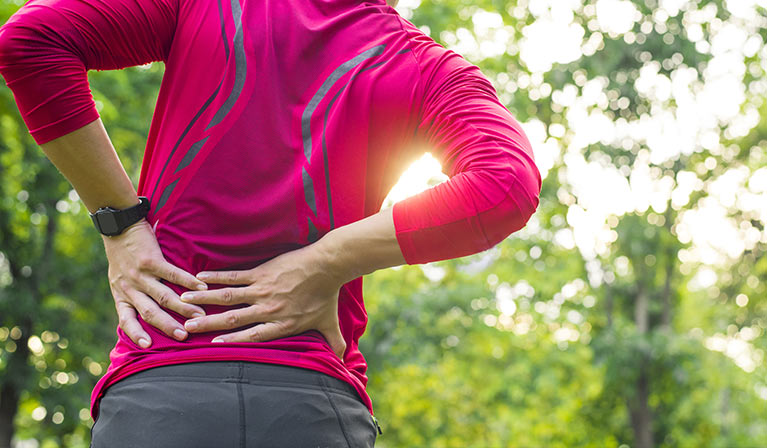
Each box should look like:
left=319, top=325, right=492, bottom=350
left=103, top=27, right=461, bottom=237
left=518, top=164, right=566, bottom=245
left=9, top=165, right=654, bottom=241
left=391, top=42, right=541, bottom=265
left=0, top=0, right=178, bottom=145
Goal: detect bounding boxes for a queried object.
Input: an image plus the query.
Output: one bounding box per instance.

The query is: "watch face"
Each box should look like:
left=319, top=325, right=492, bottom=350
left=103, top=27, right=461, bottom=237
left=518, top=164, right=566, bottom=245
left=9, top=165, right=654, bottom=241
left=97, top=212, right=120, bottom=235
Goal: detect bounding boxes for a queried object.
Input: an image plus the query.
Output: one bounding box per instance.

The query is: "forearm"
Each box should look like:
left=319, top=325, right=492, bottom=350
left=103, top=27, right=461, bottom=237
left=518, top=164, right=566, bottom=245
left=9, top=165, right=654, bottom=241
left=39, top=119, right=140, bottom=213
left=317, top=206, right=406, bottom=283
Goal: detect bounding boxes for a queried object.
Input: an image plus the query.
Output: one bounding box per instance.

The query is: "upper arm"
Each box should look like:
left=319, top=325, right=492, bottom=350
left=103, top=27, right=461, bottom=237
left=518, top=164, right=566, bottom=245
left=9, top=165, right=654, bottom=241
left=0, top=0, right=178, bottom=143
left=415, top=45, right=539, bottom=198
left=390, top=38, right=541, bottom=264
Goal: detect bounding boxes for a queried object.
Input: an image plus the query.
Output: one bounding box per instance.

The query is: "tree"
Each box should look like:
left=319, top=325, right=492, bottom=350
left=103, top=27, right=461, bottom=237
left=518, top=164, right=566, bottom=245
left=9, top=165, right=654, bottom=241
left=0, top=1, right=164, bottom=442
left=362, top=0, right=767, bottom=446
left=2, top=0, right=766, bottom=446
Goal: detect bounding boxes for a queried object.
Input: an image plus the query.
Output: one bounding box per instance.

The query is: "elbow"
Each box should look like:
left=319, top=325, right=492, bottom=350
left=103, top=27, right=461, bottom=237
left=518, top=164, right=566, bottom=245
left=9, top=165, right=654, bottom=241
left=0, top=21, right=47, bottom=74
left=0, top=14, right=96, bottom=146
left=478, top=157, right=541, bottom=248
left=514, top=153, right=542, bottom=223
left=0, top=25, right=22, bottom=70
left=0, top=24, right=34, bottom=95
left=0, top=7, right=73, bottom=71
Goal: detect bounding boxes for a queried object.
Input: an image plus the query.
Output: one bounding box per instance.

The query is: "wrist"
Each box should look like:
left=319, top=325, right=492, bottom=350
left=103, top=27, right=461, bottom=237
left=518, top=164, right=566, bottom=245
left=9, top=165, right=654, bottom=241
left=100, top=217, right=149, bottom=243
left=313, top=207, right=406, bottom=283
left=314, top=229, right=363, bottom=285
left=91, top=196, right=149, bottom=237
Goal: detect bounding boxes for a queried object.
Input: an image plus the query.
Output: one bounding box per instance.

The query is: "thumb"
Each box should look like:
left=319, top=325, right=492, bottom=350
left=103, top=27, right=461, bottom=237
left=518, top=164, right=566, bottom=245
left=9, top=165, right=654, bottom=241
left=321, top=322, right=347, bottom=361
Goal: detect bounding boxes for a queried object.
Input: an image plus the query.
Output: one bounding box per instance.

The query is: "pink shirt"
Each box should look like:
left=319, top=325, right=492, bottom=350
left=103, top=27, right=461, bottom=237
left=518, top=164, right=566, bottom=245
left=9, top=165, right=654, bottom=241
left=0, top=0, right=541, bottom=418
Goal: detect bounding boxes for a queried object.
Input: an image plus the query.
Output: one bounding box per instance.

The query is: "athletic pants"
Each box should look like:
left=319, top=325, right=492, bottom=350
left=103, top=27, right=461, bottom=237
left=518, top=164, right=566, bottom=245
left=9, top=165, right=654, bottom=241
left=90, top=361, right=379, bottom=447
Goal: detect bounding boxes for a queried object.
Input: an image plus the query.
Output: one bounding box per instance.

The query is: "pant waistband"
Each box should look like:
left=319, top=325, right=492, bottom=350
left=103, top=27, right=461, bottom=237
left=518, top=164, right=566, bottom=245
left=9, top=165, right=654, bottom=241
left=112, top=361, right=361, bottom=401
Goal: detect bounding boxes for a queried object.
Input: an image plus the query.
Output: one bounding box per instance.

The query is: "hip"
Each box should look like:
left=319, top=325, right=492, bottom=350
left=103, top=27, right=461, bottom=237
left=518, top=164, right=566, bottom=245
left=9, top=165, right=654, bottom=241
left=90, top=361, right=378, bottom=448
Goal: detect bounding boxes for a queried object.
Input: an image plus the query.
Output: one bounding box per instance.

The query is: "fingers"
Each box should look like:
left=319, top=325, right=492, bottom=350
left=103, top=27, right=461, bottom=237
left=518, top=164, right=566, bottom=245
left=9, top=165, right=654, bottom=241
left=195, top=270, right=251, bottom=285
left=204, top=319, right=347, bottom=360
left=184, top=307, right=263, bottom=333
left=145, top=280, right=206, bottom=319
left=154, top=260, right=208, bottom=291
left=115, top=300, right=152, bottom=348
left=209, top=322, right=286, bottom=343
left=180, top=287, right=250, bottom=306
left=127, top=288, right=189, bottom=341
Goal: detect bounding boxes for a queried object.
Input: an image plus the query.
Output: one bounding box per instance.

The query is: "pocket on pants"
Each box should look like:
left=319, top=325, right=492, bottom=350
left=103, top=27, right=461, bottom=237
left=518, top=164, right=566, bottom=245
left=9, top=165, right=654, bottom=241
left=317, top=376, right=379, bottom=448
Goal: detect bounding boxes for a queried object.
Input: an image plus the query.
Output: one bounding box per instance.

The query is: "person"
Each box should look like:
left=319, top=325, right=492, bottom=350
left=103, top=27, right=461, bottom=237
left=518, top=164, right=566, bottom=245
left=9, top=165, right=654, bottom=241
left=0, top=0, right=541, bottom=445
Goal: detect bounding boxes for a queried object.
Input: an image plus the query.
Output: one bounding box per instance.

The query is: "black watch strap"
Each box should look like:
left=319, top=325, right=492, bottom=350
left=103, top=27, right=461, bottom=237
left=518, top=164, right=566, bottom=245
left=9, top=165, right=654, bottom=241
left=90, top=196, right=150, bottom=236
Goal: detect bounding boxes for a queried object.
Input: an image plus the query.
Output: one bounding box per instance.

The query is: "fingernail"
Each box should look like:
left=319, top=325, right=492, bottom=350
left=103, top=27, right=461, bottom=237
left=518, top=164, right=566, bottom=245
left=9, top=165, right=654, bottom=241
left=173, top=329, right=187, bottom=340
left=185, top=320, right=198, bottom=331
left=211, top=337, right=225, bottom=343
left=138, top=338, right=151, bottom=348
left=192, top=312, right=205, bottom=318
left=180, top=293, right=195, bottom=302
left=196, top=272, right=211, bottom=281
left=196, top=283, right=208, bottom=291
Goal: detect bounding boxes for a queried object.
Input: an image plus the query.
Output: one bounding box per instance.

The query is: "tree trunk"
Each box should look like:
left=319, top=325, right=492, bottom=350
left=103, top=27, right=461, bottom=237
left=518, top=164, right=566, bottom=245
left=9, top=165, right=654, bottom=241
left=661, top=209, right=675, bottom=330
left=0, top=380, right=19, bottom=448
left=634, top=287, right=648, bottom=334
left=603, top=262, right=613, bottom=328
left=0, top=321, right=32, bottom=448
left=628, top=286, right=653, bottom=448
left=0, top=206, right=58, bottom=448
left=721, top=386, right=730, bottom=438
left=605, top=284, right=613, bottom=328
left=660, top=250, right=674, bottom=330
left=629, top=365, right=653, bottom=448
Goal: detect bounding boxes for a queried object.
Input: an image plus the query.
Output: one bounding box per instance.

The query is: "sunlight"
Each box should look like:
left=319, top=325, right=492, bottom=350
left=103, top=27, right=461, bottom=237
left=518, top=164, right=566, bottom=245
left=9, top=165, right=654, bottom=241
left=519, top=6, right=584, bottom=73
left=704, top=331, right=764, bottom=373
left=389, top=0, right=767, bottom=274
left=595, top=0, right=638, bottom=35
left=381, top=152, right=446, bottom=209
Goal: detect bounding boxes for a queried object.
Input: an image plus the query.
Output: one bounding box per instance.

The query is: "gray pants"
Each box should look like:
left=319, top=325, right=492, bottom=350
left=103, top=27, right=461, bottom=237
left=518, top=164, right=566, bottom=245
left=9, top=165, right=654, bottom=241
left=90, top=361, right=379, bottom=447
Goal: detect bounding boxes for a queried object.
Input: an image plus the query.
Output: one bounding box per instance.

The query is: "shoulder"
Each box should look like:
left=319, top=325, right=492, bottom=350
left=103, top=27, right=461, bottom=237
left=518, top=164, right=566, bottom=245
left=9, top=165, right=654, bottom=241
left=393, top=16, right=496, bottom=99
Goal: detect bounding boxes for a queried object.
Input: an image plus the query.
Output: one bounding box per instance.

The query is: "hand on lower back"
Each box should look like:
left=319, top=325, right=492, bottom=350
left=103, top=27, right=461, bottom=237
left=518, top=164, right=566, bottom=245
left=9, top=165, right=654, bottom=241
left=101, top=219, right=209, bottom=348
left=179, top=242, right=347, bottom=360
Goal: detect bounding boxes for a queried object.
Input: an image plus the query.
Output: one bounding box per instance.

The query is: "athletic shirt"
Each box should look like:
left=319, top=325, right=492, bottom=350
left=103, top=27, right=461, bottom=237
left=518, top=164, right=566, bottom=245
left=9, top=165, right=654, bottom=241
left=0, top=0, right=541, bottom=418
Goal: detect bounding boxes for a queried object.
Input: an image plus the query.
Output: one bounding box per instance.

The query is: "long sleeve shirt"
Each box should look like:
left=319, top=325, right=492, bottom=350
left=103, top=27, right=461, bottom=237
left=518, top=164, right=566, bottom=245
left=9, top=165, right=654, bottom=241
left=0, top=0, right=541, bottom=418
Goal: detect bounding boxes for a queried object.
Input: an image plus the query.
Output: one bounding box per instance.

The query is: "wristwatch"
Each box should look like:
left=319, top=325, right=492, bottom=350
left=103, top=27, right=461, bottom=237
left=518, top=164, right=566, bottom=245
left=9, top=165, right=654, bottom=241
left=90, top=196, right=150, bottom=237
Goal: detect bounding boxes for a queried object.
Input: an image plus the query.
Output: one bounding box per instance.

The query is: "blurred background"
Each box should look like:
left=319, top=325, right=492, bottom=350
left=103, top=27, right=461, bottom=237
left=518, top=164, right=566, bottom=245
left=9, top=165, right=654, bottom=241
left=1, top=0, right=765, bottom=446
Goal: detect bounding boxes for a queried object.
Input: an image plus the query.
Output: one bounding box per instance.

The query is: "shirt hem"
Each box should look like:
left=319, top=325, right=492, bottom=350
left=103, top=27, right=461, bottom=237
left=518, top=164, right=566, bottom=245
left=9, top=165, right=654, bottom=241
left=90, top=350, right=374, bottom=421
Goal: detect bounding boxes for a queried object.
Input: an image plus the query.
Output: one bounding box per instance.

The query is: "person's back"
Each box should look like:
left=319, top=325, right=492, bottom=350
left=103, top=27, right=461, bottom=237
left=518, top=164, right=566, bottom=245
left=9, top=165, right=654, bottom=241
left=0, top=0, right=540, bottom=445
left=145, top=0, right=428, bottom=274
left=97, top=0, right=432, bottom=416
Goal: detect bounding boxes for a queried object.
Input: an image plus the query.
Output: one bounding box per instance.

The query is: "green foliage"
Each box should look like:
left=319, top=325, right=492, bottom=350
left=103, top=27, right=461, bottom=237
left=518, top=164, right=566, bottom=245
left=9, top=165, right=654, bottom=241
left=1, top=0, right=766, bottom=446
left=363, top=0, right=767, bottom=446
left=0, top=1, right=163, bottom=444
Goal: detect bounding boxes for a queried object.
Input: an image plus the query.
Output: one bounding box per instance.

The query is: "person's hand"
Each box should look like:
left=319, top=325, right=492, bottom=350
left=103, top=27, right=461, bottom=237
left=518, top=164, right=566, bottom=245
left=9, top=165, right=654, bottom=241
left=102, top=219, right=209, bottom=348
left=179, top=242, right=348, bottom=360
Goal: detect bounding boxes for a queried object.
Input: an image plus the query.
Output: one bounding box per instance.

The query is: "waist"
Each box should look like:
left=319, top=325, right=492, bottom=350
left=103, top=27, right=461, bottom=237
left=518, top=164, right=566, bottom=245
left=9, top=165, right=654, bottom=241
left=90, top=341, right=373, bottom=419
left=109, top=360, right=362, bottom=401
